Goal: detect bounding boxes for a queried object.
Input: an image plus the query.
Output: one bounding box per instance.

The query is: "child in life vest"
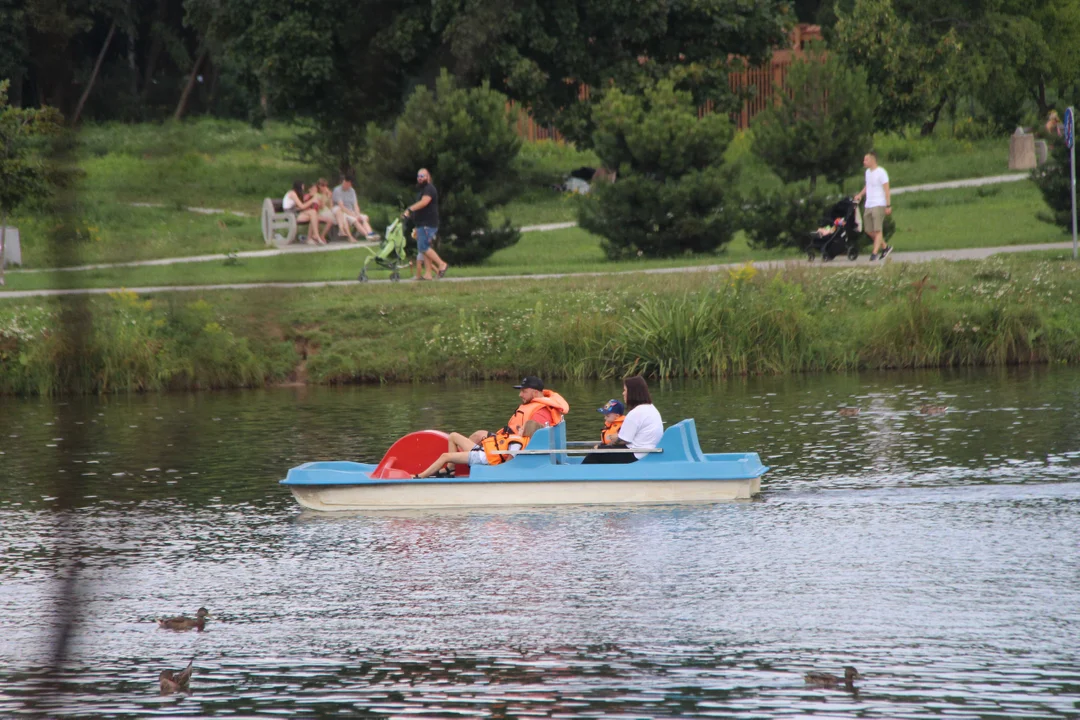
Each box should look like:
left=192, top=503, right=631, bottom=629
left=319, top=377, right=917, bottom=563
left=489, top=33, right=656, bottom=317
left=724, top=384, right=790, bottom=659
left=596, top=399, right=626, bottom=448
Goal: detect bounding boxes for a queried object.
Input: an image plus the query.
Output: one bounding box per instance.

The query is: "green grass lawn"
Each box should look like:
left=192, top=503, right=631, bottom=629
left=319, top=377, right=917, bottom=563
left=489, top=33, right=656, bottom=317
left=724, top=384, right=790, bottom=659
left=5, top=118, right=1033, bottom=276
left=1, top=180, right=1066, bottom=293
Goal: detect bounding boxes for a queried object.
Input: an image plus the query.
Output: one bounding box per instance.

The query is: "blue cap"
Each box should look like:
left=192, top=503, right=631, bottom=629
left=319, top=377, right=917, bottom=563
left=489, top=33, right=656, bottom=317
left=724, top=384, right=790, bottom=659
left=597, top=399, right=625, bottom=415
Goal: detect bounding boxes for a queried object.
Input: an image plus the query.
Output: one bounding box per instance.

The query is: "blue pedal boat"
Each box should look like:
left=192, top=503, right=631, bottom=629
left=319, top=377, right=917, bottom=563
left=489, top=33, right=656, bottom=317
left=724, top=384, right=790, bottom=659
left=281, top=419, right=768, bottom=511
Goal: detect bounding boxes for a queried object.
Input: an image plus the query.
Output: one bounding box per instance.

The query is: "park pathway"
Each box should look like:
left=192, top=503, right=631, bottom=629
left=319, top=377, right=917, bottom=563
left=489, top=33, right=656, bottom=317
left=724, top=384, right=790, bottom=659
left=9, top=171, right=1030, bottom=277
left=0, top=240, right=1071, bottom=300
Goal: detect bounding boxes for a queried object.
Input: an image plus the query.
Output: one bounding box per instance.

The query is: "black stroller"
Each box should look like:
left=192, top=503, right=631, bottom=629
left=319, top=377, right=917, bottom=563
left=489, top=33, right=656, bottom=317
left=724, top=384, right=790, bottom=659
left=805, top=198, right=862, bottom=262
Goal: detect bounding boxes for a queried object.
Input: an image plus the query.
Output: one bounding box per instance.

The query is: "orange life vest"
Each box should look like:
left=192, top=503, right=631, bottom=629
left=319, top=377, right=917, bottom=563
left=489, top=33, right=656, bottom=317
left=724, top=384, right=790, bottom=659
left=480, top=432, right=529, bottom=466
left=600, top=416, right=625, bottom=446
left=506, top=390, right=570, bottom=435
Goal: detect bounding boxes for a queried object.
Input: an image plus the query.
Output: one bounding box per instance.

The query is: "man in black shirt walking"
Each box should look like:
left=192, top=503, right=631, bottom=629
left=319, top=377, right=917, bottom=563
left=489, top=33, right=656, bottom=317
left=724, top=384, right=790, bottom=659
left=404, top=168, right=448, bottom=280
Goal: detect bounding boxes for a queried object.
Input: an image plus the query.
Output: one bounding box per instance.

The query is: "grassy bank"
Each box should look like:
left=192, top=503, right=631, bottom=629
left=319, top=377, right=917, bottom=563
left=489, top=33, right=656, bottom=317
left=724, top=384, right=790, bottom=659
left=2, top=255, right=1078, bottom=395
left=7, top=119, right=1013, bottom=271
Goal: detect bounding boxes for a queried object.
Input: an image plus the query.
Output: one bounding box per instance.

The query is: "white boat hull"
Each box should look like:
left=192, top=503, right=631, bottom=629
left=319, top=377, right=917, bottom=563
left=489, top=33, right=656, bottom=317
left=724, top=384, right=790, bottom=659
left=289, top=477, right=761, bottom=511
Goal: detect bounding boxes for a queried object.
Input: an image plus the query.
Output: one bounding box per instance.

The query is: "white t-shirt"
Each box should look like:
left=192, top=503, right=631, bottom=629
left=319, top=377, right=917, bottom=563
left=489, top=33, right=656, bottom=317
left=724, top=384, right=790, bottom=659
left=864, top=167, right=890, bottom=208
left=282, top=192, right=297, bottom=211
left=618, top=403, right=664, bottom=459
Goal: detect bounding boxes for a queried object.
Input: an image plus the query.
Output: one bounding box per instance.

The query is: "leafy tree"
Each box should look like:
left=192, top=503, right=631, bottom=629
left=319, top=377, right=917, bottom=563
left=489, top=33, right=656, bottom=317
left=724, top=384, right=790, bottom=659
left=209, top=0, right=437, bottom=166
left=960, top=2, right=1080, bottom=126
left=751, top=51, right=875, bottom=191
left=832, top=0, right=961, bottom=135
left=430, top=0, right=794, bottom=145
left=0, top=80, right=62, bottom=285
left=578, top=78, right=740, bottom=259
left=365, top=71, right=521, bottom=265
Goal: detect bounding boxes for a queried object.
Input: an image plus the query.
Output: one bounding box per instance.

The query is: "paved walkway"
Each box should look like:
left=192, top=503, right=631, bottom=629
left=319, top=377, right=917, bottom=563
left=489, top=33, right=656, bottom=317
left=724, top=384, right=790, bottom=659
left=1, top=241, right=1071, bottom=300
left=7, top=221, right=579, bottom=276
left=3, top=171, right=1033, bottom=280
left=889, top=173, right=1028, bottom=195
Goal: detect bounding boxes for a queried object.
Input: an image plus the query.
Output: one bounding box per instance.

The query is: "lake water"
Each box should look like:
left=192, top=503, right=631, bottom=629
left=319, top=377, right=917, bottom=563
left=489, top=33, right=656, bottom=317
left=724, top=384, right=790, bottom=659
left=1, top=368, right=1079, bottom=717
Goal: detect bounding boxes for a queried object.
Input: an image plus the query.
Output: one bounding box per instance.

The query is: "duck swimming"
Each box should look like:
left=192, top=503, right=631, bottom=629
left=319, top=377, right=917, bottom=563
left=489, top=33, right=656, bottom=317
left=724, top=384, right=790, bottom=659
left=805, top=665, right=861, bottom=689
left=158, top=607, right=210, bottom=631
left=919, top=405, right=948, bottom=415
left=159, top=659, right=193, bottom=695
left=837, top=407, right=860, bottom=417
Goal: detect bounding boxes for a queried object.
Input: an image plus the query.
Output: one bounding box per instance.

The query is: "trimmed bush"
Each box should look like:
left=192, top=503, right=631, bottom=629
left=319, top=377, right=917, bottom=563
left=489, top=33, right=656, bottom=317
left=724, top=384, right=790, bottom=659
left=365, top=71, right=521, bottom=265
left=578, top=78, right=741, bottom=259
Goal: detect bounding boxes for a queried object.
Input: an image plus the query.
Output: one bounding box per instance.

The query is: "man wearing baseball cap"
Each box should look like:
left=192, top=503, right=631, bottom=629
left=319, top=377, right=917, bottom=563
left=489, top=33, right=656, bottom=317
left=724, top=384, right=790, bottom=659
left=434, top=376, right=571, bottom=474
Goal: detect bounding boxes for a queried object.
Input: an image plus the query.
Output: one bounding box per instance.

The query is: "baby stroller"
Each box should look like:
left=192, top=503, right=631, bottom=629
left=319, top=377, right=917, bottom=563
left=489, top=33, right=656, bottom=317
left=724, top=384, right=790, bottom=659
left=805, top=198, right=862, bottom=262
left=358, top=219, right=408, bottom=282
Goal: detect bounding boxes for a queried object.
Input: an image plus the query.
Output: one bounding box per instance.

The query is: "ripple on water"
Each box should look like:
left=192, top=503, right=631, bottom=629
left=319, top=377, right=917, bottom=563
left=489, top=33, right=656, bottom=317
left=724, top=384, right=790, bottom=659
left=1, top=368, right=1080, bottom=716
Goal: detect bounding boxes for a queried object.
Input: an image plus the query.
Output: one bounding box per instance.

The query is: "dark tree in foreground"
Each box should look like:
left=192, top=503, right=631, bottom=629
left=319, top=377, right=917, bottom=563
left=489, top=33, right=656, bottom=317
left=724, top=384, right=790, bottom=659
left=431, top=0, right=794, bottom=145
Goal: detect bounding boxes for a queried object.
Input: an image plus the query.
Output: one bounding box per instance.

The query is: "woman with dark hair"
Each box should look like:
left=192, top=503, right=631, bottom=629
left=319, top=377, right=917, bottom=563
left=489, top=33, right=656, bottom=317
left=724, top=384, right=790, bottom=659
left=282, top=180, right=325, bottom=245
left=581, top=375, right=664, bottom=464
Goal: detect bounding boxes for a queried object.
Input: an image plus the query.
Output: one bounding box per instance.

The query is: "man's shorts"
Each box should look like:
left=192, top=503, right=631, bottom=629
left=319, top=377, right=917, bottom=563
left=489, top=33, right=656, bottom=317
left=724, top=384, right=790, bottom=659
left=864, top=206, right=886, bottom=233
left=468, top=448, right=490, bottom=466
left=416, top=226, right=438, bottom=253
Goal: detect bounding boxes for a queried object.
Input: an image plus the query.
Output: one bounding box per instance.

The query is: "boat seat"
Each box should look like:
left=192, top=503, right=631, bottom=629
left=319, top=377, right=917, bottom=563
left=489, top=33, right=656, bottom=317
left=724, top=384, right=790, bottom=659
left=638, top=420, right=703, bottom=463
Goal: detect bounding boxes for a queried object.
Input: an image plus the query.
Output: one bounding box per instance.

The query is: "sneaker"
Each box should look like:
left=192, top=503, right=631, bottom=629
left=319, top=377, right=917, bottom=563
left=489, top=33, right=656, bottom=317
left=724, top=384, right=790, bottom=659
left=869, top=253, right=878, bottom=262
left=882, top=245, right=894, bottom=259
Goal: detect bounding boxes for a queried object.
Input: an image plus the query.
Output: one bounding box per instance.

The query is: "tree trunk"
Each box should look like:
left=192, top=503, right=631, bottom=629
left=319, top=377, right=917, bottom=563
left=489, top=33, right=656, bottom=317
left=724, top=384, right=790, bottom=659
left=128, top=29, right=139, bottom=99
left=173, top=45, right=208, bottom=120
left=0, top=210, right=7, bottom=287
left=1035, top=78, right=1049, bottom=118
left=72, top=21, right=117, bottom=124
left=920, top=94, right=947, bottom=137
left=206, top=56, right=219, bottom=108
left=141, top=0, right=169, bottom=100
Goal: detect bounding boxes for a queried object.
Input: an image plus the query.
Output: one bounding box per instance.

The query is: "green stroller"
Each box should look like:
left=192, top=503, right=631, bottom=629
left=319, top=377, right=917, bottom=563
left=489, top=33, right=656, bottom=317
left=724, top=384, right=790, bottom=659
left=358, top=219, right=408, bottom=282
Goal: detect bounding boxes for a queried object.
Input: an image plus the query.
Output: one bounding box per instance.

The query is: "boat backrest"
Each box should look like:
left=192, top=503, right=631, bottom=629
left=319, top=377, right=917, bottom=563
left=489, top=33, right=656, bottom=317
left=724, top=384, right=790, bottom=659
left=637, top=419, right=704, bottom=463
left=520, top=423, right=568, bottom=464
left=681, top=418, right=707, bottom=461
left=550, top=422, right=568, bottom=464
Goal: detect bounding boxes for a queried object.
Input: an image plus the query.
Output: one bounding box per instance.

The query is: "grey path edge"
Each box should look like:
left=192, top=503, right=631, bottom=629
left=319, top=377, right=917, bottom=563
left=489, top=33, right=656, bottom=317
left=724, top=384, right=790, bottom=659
left=0, top=241, right=1069, bottom=300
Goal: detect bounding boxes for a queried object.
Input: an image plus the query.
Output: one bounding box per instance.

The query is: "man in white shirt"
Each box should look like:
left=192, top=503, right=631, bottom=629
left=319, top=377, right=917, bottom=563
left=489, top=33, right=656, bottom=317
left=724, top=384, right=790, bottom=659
left=853, top=151, right=892, bottom=261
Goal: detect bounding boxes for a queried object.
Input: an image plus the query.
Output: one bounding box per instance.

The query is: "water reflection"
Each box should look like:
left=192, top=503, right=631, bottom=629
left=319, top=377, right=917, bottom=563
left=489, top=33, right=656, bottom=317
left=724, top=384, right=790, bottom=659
left=1, top=367, right=1079, bottom=716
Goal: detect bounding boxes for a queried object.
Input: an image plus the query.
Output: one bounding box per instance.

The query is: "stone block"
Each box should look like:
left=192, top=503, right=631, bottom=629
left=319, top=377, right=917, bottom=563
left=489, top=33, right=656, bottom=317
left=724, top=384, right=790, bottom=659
left=1009, top=134, right=1036, bottom=170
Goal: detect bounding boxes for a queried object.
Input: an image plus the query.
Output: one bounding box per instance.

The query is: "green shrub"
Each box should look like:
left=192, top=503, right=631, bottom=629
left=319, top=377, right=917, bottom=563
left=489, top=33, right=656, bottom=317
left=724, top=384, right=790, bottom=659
left=578, top=78, right=741, bottom=259
left=365, top=71, right=522, bottom=265
left=1032, top=137, right=1075, bottom=232
left=743, top=184, right=837, bottom=251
